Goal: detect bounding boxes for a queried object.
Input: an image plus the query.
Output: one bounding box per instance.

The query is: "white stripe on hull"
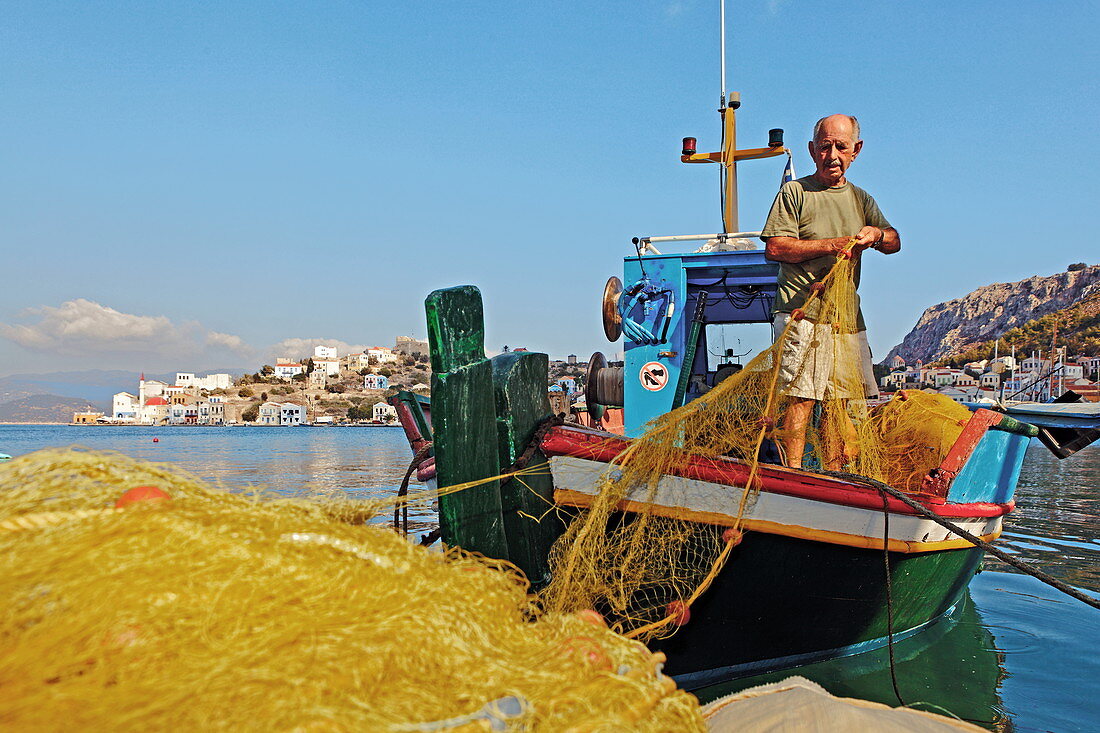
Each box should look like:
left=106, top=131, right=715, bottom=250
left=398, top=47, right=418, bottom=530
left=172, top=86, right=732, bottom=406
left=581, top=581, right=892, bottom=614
left=549, top=456, right=1000, bottom=548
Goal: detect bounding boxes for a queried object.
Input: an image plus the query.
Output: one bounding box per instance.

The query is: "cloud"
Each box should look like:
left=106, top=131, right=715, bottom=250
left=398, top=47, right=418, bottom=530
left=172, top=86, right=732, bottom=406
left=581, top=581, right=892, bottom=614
left=265, top=337, right=371, bottom=364
left=1, top=299, right=255, bottom=368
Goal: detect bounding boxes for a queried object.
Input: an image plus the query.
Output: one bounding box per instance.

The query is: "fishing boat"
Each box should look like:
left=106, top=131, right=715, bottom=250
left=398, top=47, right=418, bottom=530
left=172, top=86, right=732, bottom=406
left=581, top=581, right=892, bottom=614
left=387, top=5, right=1095, bottom=691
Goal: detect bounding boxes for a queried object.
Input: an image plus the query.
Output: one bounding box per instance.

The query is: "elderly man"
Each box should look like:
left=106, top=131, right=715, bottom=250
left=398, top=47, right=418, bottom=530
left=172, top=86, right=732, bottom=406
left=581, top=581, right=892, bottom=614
left=760, top=114, right=901, bottom=469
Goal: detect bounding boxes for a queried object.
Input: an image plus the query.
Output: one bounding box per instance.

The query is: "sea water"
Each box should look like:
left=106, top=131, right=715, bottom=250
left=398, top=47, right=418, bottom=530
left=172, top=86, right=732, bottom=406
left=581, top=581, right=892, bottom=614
left=2, top=425, right=1097, bottom=731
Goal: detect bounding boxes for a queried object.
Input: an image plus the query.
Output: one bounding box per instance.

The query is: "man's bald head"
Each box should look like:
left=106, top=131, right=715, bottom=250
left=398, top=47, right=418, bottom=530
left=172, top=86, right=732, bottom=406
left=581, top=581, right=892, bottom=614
left=808, top=114, right=863, bottom=187
left=813, top=114, right=860, bottom=145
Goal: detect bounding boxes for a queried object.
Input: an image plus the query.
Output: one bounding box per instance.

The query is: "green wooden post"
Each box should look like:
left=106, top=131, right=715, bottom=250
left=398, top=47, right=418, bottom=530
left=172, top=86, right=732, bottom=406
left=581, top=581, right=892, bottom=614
left=491, top=352, right=564, bottom=586
left=425, top=286, right=510, bottom=560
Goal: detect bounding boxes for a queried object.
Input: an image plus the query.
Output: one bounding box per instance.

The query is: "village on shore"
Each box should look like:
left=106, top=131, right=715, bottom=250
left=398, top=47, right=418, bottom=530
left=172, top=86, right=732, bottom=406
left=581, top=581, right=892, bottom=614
left=73, top=337, right=433, bottom=427
left=878, top=349, right=1100, bottom=405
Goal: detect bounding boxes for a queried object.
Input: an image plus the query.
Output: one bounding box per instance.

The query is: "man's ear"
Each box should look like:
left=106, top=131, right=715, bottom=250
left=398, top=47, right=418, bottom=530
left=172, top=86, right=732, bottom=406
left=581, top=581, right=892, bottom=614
left=852, top=139, right=863, bottom=159
left=807, top=140, right=815, bottom=158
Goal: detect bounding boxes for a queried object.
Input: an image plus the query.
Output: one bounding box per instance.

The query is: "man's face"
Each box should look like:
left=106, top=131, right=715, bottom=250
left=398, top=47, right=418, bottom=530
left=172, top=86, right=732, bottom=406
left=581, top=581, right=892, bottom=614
left=809, top=117, right=862, bottom=186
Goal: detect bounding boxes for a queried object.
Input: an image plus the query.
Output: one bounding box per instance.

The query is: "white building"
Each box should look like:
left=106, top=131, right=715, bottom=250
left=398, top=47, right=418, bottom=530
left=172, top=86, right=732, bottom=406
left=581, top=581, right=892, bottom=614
left=111, top=392, right=138, bottom=422
left=373, top=401, right=398, bottom=423
left=1019, top=356, right=1051, bottom=374
left=314, top=345, right=338, bottom=360
left=273, top=363, right=305, bottom=380
left=280, top=403, right=307, bottom=426
left=979, top=372, right=1001, bottom=389
left=258, top=402, right=282, bottom=425
left=197, top=397, right=225, bottom=425
left=314, top=358, right=340, bottom=377
left=168, top=403, right=198, bottom=425
left=366, top=346, right=399, bottom=364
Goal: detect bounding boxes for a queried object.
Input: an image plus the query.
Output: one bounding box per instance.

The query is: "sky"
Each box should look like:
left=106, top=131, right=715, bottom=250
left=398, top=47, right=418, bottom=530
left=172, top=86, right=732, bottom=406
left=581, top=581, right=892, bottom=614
left=2, top=1, right=1098, bottom=377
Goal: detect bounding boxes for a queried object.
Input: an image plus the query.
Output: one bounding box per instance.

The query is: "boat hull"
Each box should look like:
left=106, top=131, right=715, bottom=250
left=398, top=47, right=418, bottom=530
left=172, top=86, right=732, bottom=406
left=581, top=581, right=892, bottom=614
left=650, top=529, right=982, bottom=689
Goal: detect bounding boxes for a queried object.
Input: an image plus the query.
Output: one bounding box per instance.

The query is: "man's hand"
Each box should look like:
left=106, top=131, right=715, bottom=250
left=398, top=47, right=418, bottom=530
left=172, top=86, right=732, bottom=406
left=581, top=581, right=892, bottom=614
left=852, top=226, right=883, bottom=251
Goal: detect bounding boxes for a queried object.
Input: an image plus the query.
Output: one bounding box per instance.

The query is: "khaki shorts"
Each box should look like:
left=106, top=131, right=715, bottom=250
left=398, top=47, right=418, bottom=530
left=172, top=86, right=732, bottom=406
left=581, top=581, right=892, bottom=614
left=772, top=313, right=879, bottom=401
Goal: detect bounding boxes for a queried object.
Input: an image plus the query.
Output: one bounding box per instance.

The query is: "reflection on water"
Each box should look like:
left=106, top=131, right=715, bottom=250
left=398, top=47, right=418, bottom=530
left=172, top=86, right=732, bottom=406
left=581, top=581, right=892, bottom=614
left=1, top=429, right=1097, bottom=730
left=697, top=589, right=1010, bottom=728
left=0, top=425, right=413, bottom=496
left=0, top=424, right=433, bottom=525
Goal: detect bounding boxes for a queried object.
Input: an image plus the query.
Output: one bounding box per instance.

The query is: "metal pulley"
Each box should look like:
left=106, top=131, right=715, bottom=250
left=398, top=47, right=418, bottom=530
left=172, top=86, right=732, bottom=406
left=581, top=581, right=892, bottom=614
left=585, top=352, right=624, bottom=418
left=602, top=276, right=623, bottom=342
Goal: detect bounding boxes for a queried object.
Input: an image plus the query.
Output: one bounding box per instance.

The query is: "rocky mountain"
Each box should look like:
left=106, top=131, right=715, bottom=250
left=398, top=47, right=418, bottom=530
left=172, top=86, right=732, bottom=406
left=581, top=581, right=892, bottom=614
left=885, top=264, right=1100, bottom=364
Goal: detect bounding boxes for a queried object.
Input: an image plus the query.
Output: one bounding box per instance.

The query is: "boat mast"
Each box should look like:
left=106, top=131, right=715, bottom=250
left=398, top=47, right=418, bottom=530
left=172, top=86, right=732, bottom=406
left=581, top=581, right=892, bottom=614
left=681, top=0, right=787, bottom=236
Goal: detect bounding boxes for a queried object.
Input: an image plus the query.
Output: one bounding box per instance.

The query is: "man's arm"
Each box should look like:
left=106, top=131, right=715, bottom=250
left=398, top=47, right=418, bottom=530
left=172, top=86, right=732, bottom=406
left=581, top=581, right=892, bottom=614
left=764, top=236, right=852, bottom=263
left=766, top=227, right=901, bottom=263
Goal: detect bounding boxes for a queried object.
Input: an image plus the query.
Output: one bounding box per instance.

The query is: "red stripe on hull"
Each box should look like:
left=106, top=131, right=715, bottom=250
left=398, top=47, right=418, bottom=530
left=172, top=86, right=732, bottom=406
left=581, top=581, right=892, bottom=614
left=540, top=426, right=1013, bottom=520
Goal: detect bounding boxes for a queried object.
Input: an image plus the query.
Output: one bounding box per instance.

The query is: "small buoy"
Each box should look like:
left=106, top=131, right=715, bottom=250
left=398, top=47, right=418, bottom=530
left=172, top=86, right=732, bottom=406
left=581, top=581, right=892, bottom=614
left=115, top=486, right=171, bottom=508
left=666, top=600, right=691, bottom=627
left=790, top=308, right=805, bottom=321
left=152, top=437, right=159, bottom=443
left=722, top=528, right=743, bottom=546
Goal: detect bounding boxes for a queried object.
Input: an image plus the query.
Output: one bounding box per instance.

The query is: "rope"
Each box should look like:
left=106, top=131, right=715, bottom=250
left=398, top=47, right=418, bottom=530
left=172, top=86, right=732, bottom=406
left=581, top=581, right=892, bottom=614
left=879, top=491, right=906, bottom=707
left=823, top=470, right=1100, bottom=611
left=499, top=415, right=564, bottom=489
left=394, top=442, right=433, bottom=535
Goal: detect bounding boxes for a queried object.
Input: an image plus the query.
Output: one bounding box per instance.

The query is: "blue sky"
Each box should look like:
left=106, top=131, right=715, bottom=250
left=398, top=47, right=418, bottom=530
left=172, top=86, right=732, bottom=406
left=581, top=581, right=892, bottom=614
left=2, top=1, right=1098, bottom=376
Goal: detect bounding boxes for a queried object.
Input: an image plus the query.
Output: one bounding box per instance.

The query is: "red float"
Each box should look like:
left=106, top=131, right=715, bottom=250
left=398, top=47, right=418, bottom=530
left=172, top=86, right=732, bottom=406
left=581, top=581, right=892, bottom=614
left=115, top=486, right=171, bottom=508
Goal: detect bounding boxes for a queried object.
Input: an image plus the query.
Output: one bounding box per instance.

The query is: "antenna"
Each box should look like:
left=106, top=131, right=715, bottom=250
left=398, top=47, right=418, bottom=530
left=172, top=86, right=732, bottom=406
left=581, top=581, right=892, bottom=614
left=719, top=0, right=727, bottom=110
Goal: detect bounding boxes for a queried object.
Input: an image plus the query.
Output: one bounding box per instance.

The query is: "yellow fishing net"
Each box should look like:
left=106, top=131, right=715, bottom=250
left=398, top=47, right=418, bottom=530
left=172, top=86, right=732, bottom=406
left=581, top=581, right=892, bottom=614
left=0, top=449, right=703, bottom=731
left=542, top=248, right=973, bottom=640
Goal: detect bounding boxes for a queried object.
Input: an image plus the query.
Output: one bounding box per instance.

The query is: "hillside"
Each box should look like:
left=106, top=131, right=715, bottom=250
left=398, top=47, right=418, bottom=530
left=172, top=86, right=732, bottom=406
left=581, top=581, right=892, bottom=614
left=934, top=291, right=1100, bottom=367
left=885, top=264, right=1100, bottom=363
left=0, top=394, right=101, bottom=424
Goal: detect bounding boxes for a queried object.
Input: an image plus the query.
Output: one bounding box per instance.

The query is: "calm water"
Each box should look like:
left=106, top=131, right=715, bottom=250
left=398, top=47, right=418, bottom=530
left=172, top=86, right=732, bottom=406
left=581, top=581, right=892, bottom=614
left=2, top=426, right=1098, bottom=731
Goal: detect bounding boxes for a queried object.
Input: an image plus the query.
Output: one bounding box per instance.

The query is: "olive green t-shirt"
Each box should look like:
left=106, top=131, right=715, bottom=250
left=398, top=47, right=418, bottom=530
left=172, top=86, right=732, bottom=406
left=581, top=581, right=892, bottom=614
left=760, top=175, right=890, bottom=331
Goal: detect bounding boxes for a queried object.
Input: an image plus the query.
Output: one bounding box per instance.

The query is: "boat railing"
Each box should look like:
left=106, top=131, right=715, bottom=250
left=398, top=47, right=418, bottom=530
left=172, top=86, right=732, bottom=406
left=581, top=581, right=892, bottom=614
left=632, top=231, right=762, bottom=255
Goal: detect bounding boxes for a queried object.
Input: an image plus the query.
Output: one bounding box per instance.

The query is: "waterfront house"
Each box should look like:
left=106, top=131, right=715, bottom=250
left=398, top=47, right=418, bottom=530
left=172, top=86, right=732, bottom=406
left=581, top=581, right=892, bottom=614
left=373, top=402, right=398, bottom=423
left=169, top=403, right=199, bottom=425
left=257, top=402, right=282, bottom=425
left=280, top=403, right=307, bottom=426
left=980, top=372, right=1001, bottom=389
left=141, top=397, right=169, bottom=425
left=197, top=397, right=225, bottom=425
left=112, top=392, right=138, bottom=422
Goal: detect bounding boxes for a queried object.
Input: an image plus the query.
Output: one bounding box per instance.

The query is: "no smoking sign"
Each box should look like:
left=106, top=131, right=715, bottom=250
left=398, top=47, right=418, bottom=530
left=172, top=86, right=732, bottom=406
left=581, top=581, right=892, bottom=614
left=639, top=361, right=669, bottom=391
